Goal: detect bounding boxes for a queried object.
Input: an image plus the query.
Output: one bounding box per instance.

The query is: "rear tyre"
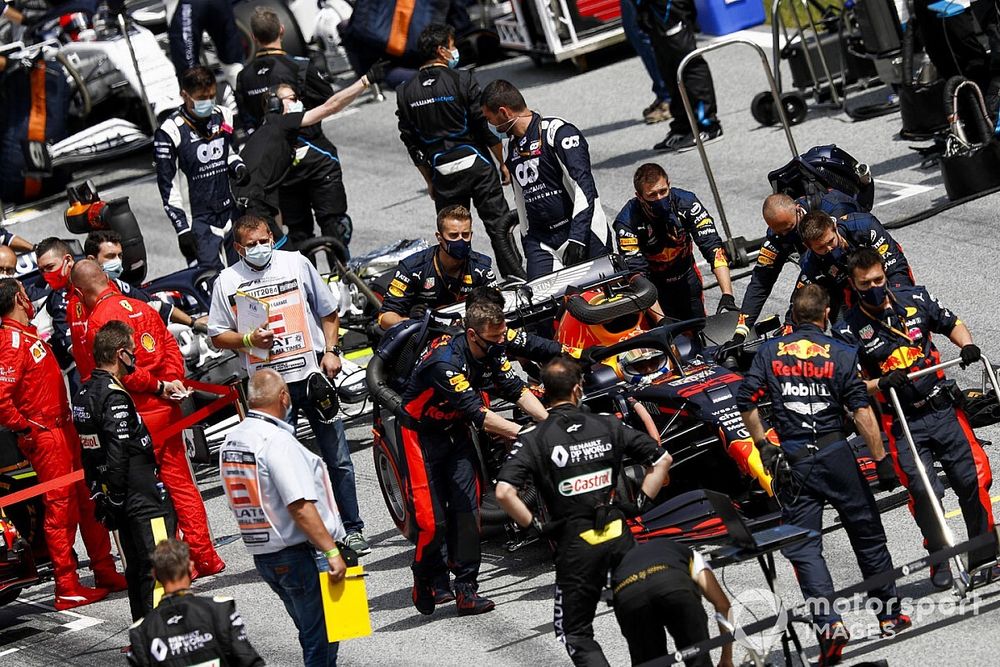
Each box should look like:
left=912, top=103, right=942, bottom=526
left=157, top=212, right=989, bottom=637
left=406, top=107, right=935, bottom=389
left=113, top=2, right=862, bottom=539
left=373, top=440, right=416, bottom=543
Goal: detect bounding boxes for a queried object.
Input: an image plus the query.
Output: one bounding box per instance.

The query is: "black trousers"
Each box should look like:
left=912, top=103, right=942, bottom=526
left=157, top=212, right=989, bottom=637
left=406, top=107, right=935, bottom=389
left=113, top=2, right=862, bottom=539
left=613, top=576, right=711, bottom=667
left=118, top=510, right=179, bottom=621
left=647, top=22, right=719, bottom=135
left=279, top=138, right=351, bottom=251
left=432, top=158, right=525, bottom=280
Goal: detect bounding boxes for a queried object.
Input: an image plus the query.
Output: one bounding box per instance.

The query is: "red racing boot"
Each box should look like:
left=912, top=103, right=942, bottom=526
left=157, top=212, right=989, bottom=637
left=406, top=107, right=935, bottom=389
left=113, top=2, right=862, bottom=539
left=93, top=567, right=128, bottom=593
left=55, top=581, right=109, bottom=611
left=817, top=620, right=850, bottom=666
left=192, top=556, right=226, bottom=580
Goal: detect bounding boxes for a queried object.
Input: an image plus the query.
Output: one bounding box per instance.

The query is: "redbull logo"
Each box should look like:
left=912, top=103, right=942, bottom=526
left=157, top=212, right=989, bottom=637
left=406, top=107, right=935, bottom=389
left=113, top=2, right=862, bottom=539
left=879, top=346, right=923, bottom=373
left=771, top=360, right=835, bottom=379
left=777, top=339, right=831, bottom=360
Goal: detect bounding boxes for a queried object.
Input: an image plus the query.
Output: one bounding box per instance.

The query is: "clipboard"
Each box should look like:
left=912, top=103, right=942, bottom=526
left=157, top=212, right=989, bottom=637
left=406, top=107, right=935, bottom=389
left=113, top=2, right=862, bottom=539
left=319, top=566, right=372, bottom=643
left=234, top=291, right=271, bottom=360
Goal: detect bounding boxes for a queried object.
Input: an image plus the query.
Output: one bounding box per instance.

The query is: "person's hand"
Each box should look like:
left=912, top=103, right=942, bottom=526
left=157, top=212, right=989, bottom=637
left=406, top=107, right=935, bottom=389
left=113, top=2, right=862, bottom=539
left=579, top=344, right=608, bottom=366
left=364, top=59, right=390, bottom=86
left=231, top=162, right=250, bottom=187
left=758, top=442, right=782, bottom=476
left=177, top=231, right=198, bottom=264
left=249, top=327, right=274, bottom=349
left=713, top=331, right=746, bottom=364
left=877, top=369, right=911, bottom=393
left=876, top=456, right=899, bottom=492
left=408, top=303, right=428, bottom=320
left=960, top=344, right=982, bottom=368
left=162, top=379, right=188, bottom=400
left=321, top=351, right=342, bottom=379
left=716, top=294, right=738, bottom=314
left=562, top=240, right=586, bottom=267
left=616, top=491, right=654, bottom=518
left=327, top=553, right=347, bottom=583
left=192, top=317, right=209, bottom=335
left=530, top=515, right=566, bottom=537
left=500, top=163, right=512, bottom=186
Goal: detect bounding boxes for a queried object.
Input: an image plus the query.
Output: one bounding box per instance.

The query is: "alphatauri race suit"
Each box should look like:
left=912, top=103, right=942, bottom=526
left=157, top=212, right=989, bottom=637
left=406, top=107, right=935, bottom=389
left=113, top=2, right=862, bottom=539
left=614, top=188, right=729, bottom=321
left=127, top=590, right=264, bottom=667
left=397, top=64, right=524, bottom=279
left=498, top=403, right=662, bottom=666
left=74, top=369, right=178, bottom=621
left=505, top=113, right=611, bottom=279
left=154, top=104, right=243, bottom=272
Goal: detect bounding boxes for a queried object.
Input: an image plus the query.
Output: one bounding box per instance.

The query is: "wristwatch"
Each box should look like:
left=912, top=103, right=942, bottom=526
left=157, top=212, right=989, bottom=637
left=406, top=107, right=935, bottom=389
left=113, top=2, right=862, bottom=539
left=325, top=345, right=342, bottom=356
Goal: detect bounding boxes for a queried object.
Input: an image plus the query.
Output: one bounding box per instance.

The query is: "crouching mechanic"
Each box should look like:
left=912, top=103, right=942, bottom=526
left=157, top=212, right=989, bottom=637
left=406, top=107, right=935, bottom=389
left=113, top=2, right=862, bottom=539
left=497, top=357, right=671, bottom=667
left=835, top=248, right=997, bottom=588
left=376, top=205, right=498, bottom=331
left=614, top=163, right=737, bottom=321
left=128, top=539, right=264, bottom=667
left=74, top=321, right=178, bottom=621
left=155, top=65, right=247, bottom=272
left=401, top=300, right=548, bottom=615
left=738, top=285, right=909, bottom=666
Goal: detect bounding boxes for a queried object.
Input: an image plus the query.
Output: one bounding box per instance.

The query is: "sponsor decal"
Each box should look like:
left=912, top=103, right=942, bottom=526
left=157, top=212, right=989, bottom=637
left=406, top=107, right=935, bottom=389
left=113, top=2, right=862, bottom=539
left=558, top=468, right=613, bottom=496
left=29, top=341, right=46, bottom=362
left=80, top=433, right=100, bottom=450
left=141, top=332, right=156, bottom=353
left=423, top=277, right=435, bottom=289
left=879, top=346, right=923, bottom=373
left=448, top=373, right=470, bottom=392
left=119, top=300, right=133, bottom=312
left=388, top=279, right=406, bottom=298
left=777, top=339, right=831, bottom=360
left=551, top=445, right=569, bottom=467
left=859, top=325, right=874, bottom=340
left=771, top=360, right=835, bottom=379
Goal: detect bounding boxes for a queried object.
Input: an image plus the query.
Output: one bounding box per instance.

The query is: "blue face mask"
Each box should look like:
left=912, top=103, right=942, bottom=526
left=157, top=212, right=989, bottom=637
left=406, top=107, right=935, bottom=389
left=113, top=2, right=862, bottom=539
left=243, top=242, right=273, bottom=269
left=859, top=283, right=888, bottom=309
left=101, top=258, right=124, bottom=281
left=447, top=47, right=460, bottom=69
left=488, top=116, right=516, bottom=141
left=829, top=245, right=846, bottom=263
left=191, top=99, right=214, bottom=118
left=644, top=196, right=673, bottom=220
left=443, top=238, right=472, bottom=261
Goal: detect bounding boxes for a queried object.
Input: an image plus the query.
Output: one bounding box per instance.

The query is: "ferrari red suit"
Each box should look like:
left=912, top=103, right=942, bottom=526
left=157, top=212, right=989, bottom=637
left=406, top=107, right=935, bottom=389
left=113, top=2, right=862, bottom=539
left=0, top=316, right=124, bottom=606
left=80, top=288, right=225, bottom=573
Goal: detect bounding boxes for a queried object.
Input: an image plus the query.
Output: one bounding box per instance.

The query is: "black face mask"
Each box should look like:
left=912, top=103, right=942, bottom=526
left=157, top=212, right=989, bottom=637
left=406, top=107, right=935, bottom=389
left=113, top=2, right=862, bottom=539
left=120, top=350, right=137, bottom=376
left=474, top=331, right=506, bottom=361
left=859, top=283, right=888, bottom=309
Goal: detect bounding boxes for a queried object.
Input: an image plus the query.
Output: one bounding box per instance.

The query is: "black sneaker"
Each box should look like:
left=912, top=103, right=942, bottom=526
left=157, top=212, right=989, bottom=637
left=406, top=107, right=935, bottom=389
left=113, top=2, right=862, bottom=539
left=653, top=130, right=694, bottom=152
left=817, top=620, right=850, bottom=667
left=455, top=584, right=495, bottom=616
left=698, top=124, right=724, bottom=146
left=412, top=580, right=435, bottom=616
left=971, top=563, right=1000, bottom=587
left=930, top=562, right=953, bottom=590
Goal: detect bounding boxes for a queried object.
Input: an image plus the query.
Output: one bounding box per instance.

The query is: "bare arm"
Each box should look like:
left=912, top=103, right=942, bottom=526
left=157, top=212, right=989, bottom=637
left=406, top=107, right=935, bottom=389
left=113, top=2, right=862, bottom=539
left=483, top=410, right=525, bottom=439
left=9, top=236, right=32, bottom=253
left=713, top=264, right=734, bottom=298
left=489, top=143, right=511, bottom=186
left=640, top=455, right=672, bottom=499
left=377, top=310, right=406, bottom=331
left=739, top=407, right=769, bottom=449
left=495, top=481, right=533, bottom=527
left=301, top=78, right=369, bottom=127
left=694, top=568, right=734, bottom=667
left=516, top=391, right=548, bottom=423
left=853, top=405, right=886, bottom=460
left=211, top=327, right=273, bottom=351
left=287, top=499, right=346, bottom=582
left=948, top=321, right=974, bottom=349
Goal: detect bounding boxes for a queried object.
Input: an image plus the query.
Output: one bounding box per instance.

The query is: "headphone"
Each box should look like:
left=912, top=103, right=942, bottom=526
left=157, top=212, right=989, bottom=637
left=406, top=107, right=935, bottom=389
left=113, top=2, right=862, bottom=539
left=264, top=87, right=283, bottom=115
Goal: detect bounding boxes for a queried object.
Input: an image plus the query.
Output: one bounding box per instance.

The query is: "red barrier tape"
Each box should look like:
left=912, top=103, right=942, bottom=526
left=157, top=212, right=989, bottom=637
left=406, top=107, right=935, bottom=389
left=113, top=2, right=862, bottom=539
left=0, top=381, right=241, bottom=510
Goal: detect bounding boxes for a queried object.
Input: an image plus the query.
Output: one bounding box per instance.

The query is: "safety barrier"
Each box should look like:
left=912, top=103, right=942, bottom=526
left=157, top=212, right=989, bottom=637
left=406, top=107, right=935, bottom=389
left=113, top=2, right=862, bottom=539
left=0, top=379, right=242, bottom=510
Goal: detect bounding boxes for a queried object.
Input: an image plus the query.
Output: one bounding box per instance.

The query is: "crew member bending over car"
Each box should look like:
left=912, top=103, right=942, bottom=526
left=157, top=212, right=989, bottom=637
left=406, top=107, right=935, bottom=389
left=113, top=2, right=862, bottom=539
left=401, top=301, right=548, bottom=616
left=614, top=163, right=737, bottom=321
left=835, top=248, right=998, bottom=589
left=497, top=356, right=670, bottom=667
left=738, top=285, right=909, bottom=666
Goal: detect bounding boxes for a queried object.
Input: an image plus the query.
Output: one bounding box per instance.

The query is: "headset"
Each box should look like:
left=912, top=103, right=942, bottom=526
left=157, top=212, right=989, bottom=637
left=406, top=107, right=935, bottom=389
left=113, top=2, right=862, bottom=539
left=264, top=86, right=283, bottom=115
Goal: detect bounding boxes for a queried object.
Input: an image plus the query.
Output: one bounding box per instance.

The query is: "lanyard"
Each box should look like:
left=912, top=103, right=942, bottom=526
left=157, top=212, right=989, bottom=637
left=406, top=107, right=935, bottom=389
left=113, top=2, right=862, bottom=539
left=859, top=295, right=915, bottom=343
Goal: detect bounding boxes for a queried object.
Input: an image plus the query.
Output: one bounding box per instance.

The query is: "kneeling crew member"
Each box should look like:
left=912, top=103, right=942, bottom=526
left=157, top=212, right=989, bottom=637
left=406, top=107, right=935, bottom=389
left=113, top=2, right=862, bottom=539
left=401, top=301, right=548, bottom=615
left=497, top=357, right=671, bottom=667
left=738, top=285, right=909, bottom=666
left=74, top=321, right=178, bottom=621
left=835, top=248, right=997, bottom=588
left=377, top=205, right=498, bottom=331
left=127, top=539, right=264, bottom=666
left=614, top=163, right=737, bottom=320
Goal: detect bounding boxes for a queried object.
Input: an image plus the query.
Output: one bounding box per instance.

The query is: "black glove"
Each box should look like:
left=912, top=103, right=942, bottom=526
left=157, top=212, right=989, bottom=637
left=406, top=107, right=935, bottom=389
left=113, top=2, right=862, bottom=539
left=530, top=515, right=566, bottom=537
left=616, top=491, right=654, bottom=518
left=876, top=456, right=899, bottom=492
left=758, top=442, right=782, bottom=477
left=231, top=162, right=251, bottom=187
left=716, top=294, right=738, bottom=314
left=877, top=369, right=911, bottom=393
left=192, top=320, right=209, bottom=335
left=91, top=492, right=122, bottom=531
left=960, top=344, right=982, bottom=368
left=713, top=331, right=747, bottom=364
left=364, top=59, right=390, bottom=86
left=177, top=232, right=198, bottom=264
left=580, top=345, right=608, bottom=366
left=408, top=303, right=428, bottom=320
left=562, top=240, right=586, bottom=267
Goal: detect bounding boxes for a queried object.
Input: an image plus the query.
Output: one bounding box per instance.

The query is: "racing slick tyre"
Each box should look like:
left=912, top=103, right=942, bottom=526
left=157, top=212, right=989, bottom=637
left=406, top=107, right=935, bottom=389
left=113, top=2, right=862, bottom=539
left=298, top=235, right=350, bottom=273
left=750, top=91, right=778, bottom=126
left=232, top=0, right=306, bottom=58
left=374, top=439, right=417, bottom=543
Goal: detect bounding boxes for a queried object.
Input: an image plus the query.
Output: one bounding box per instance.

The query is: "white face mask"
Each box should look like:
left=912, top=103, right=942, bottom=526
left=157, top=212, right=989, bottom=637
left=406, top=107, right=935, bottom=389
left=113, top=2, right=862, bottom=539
left=287, top=100, right=304, bottom=114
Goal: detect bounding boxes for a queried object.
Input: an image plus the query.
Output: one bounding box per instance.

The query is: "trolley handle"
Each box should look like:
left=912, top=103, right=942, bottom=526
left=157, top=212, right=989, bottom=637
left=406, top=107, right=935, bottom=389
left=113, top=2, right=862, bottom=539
left=904, top=354, right=1000, bottom=402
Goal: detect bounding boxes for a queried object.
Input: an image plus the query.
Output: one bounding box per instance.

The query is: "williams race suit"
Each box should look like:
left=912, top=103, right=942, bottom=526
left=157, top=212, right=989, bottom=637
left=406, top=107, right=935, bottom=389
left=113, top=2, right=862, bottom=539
left=127, top=591, right=264, bottom=667
left=505, top=113, right=611, bottom=279
left=154, top=105, right=243, bottom=271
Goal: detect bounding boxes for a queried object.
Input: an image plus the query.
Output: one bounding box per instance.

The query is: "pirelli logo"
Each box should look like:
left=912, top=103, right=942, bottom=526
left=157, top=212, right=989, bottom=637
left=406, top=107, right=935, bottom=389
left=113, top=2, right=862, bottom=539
left=449, top=373, right=470, bottom=392
left=388, top=279, right=407, bottom=298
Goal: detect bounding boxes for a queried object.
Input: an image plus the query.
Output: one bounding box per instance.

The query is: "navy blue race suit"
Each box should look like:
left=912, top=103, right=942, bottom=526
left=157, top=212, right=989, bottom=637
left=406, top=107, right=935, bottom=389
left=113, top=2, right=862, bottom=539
left=498, top=403, right=662, bottom=667
left=376, top=246, right=498, bottom=328
left=505, top=113, right=611, bottom=279
left=834, top=286, right=996, bottom=566
left=400, top=333, right=528, bottom=591
left=73, top=369, right=178, bottom=621
left=613, top=187, right=729, bottom=321
left=235, top=48, right=352, bottom=251
left=736, top=190, right=862, bottom=336
left=167, top=0, right=243, bottom=74
left=396, top=64, right=524, bottom=279
left=793, top=211, right=914, bottom=322
left=154, top=105, right=242, bottom=272
left=737, top=323, right=900, bottom=627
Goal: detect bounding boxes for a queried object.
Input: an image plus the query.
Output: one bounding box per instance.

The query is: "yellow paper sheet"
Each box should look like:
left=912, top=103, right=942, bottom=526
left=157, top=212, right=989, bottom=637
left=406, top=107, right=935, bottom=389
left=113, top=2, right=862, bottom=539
left=320, top=566, right=372, bottom=643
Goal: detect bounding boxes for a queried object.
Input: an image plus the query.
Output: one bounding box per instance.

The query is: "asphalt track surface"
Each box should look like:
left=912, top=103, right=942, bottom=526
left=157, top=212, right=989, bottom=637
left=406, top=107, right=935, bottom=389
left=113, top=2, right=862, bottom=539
left=3, top=27, right=1000, bottom=667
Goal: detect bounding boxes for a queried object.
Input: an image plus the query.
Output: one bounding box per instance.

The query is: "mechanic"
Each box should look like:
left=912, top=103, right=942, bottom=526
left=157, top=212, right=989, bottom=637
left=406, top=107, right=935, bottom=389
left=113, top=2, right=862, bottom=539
left=73, top=320, right=178, bottom=621
left=721, top=191, right=865, bottom=353
left=71, top=260, right=227, bottom=578
left=395, top=23, right=525, bottom=280
left=376, top=204, right=499, bottom=331
left=0, top=279, right=126, bottom=610
left=835, top=248, right=998, bottom=589
left=496, top=356, right=671, bottom=667
left=0, top=246, right=16, bottom=277
left=234, top=66, right=382, bottom=245
left=620, top=0, right=672, bottom=124
left=610, top=537, right=733, bottom=667
left=614, top=163, right=738, bottom=321
left=83, top=229, right=207, bottom=332
left=401, top=300, right=548, bottom=616
left=165, top=0, right=243, bottom=85
left=738, top=284, right=909, bottom=666
left=155, top=66, right=247, bottom=272
left=236, top=8, right=356, bottom=252
left=481, top=79, right=611, bottom=280
left=638, top=0, right=722, bottom=152
left=219, top=369, right=347, bottom=667
left=208, top=215, right=369, bottom=556
left=793, top=211, right=914, bottom=321
left=127, top=539, right=264, bottom=667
